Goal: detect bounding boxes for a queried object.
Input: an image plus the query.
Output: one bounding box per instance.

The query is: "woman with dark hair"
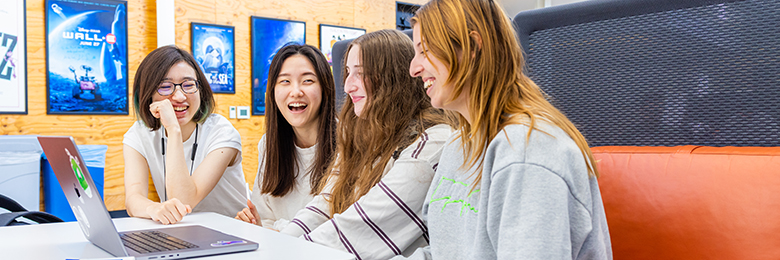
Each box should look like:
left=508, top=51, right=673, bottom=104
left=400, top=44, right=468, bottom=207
left=278, top=30, right=456, bottom=260
left=123, top=45, right=246, bottom=224
left=234, top=44, right=337, bottom=230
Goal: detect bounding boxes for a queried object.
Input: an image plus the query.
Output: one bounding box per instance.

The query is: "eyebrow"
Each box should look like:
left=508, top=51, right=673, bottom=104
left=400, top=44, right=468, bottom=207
left=279, top=71, right=317, bottom=77
left=163, top=76, right=197, bottom=81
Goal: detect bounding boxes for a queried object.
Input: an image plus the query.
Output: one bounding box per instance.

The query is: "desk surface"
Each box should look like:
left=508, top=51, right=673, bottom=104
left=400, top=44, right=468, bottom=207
left=0, top=212, right=355, bottom=260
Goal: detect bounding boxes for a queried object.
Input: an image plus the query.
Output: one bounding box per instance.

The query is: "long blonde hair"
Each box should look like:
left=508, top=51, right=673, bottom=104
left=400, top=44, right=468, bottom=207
left=412, top=0, right=599, bottom=187
left=323, top=30, right=454, bottom=217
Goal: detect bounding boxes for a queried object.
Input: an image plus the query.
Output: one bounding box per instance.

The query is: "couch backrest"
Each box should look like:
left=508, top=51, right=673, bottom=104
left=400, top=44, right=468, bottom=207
left=513, top=0, right=780, bottom=258
left=593, top=146, right=780, bottom=259
left=513, top=0, right=780, bottom=147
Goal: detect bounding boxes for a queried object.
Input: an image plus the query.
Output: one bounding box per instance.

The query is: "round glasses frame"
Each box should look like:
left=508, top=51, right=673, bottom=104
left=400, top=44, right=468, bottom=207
left=157, top=80, right=200, bottom=96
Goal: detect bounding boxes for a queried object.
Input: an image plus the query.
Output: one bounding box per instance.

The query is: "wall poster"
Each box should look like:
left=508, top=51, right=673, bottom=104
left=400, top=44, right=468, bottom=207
left=191, top=22, right=235, bottom=94
left=250, top=16, right=305, bottom=115
left=46, top=0, right=128, bottom=115
left=0, top=0, right=27, bottom=114
left=319, top=24, right=365, bottom=65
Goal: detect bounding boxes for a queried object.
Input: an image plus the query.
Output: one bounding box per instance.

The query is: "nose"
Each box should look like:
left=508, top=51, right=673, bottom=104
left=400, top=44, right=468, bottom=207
left=290, top=82, right=304, bottom=97
left=170, top=86, right=187, bottom=101
left=344, top=73, right=358, bottom=94
left=409, top=54, right=423, bottom=78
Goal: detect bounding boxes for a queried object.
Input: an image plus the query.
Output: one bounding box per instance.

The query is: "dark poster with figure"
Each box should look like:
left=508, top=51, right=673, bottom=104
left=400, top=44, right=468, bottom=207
left=46, top=0, right=128, bottom=115
left=250, top=17, right=305, bottom=115
left=191, top=22, right=235, bottom=94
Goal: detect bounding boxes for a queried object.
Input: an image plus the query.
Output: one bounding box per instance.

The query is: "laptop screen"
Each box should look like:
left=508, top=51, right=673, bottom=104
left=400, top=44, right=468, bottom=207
left=38, top=136, right=129, bottom=257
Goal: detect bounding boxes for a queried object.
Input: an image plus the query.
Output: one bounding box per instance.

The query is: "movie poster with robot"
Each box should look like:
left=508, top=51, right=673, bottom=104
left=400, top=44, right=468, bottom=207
left=191, top=23, right=235, bottom=94
left=46, top=0, right=128, bottom=115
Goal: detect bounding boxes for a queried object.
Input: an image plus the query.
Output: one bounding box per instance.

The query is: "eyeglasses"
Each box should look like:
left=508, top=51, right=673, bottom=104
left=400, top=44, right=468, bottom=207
left=157, top=80, right=199, bottom=96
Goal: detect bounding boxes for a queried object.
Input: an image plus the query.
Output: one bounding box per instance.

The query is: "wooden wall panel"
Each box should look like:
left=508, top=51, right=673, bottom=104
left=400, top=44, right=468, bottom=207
left=3, top=0, right=426, bottom=212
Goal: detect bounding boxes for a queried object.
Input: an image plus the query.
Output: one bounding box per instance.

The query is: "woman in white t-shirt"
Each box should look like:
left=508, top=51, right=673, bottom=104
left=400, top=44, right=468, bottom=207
left=123, top=46, right=246, bottom=224
left=234, top=44, right=336, bottom=230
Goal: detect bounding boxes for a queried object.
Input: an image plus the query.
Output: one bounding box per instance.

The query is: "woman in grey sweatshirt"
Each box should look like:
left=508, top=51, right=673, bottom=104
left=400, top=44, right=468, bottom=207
left=396, top=0, right=613, bottom=259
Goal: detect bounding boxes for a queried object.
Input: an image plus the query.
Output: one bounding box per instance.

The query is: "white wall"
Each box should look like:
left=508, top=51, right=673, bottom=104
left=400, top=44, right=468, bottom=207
left=497, top=0, right=589, bottom=17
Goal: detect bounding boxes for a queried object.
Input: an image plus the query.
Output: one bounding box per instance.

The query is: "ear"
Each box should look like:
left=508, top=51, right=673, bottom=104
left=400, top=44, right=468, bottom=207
left=469, top=30, right=483, bottom=58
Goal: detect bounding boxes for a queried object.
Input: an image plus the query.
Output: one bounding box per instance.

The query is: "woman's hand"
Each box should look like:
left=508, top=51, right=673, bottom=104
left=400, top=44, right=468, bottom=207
left=146, top=198, right=192, bottom=225
left=235, top=199, right=261, bottom=225
left=149, top=99, right=179, bottom=130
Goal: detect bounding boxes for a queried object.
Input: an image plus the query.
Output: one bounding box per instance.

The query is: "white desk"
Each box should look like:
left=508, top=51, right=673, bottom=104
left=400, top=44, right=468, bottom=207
left=0, top=212, right=355, bottom=259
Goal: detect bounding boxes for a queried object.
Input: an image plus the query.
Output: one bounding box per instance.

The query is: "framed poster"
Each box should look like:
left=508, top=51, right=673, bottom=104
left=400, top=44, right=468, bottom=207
left=0, top=0, right=27, bottom=114
left=319, top=24, right=365, bottom=64
left=45, top=0, right=128, bottom=115
left=251, top=16, right=305, bottom=115
left=191, top=22, right=235, bottom=94
left=396, top=2, right=420, bottom=30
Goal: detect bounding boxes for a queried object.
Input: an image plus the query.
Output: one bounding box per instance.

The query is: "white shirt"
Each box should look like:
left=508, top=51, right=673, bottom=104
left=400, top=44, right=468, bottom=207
left=280, top=124, right=454, bottom=260
left=252, top=134, right=318, bottom=230
left=123, top=113, right=246, bottom=217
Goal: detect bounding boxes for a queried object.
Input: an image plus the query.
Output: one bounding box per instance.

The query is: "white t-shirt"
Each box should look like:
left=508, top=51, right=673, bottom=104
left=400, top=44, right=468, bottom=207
left=123, top=113, right=246, bottom=217
left=252, top=134, right=318, bottom=230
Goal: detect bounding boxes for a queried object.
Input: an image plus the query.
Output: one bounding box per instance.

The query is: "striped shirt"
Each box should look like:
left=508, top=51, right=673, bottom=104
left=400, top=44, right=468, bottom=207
left=280, top=124, right=453, bottom=260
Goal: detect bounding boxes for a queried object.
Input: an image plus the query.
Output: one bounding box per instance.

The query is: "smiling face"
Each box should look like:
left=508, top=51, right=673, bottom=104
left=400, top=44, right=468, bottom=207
left=410, top=24, right=470, bottom=117
left=274, top=54, right=323, bottom=132
left=153, top=61, right=201, bottom=127
left=344, top=45, right=368, bottom=117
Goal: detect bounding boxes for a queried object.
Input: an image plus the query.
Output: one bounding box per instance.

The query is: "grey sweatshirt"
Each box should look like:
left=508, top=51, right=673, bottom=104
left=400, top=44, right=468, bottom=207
left=392, top=122, right=612, bottom=260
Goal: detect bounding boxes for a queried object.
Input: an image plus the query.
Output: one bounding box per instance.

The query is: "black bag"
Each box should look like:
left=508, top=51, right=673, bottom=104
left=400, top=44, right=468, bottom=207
left=0, top=194, right=63, bottom=226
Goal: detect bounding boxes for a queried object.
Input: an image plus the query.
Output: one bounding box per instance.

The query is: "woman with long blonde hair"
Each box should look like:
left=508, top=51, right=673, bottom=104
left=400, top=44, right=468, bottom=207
left=396, top=0, right=612, bottom=259
left=278, top=29, right=456, bottom=259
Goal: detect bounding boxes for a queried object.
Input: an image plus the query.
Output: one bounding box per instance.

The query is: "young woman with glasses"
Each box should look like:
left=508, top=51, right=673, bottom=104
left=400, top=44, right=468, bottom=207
left=123, top=45, right=247, bottom=224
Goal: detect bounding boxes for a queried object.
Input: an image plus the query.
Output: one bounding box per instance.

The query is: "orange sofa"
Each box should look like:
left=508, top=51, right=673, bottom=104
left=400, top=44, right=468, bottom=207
left=592, top=146, right=780, bottom=259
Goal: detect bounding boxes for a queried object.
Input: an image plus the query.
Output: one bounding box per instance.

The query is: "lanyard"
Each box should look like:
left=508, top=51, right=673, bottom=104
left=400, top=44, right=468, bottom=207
left=160, top=124, right=199, bottom=201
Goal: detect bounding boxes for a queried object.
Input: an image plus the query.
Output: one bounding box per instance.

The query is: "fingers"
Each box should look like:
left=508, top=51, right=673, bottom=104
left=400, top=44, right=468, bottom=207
left=236, top=210, right=249, bottom=223
left=149, top=100, right=175, bottom=124
left=237, top=207, right=257, bottom=225
left=149, top=100, right=168, bottom=119
left=247, top=200, right=260, bottom=222
left=149, top=199, right=191, bottom=225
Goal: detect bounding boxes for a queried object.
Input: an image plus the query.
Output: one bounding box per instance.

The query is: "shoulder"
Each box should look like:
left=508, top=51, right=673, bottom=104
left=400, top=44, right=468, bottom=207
left=422, top=123, right=455, bottom=141
left=200, top=114, right=242, bottom=149
left=488, top=121, right=580, bottom=164
left=398, top=124, right=454, bottom=160
left=257, top=134, right=267, bottom=148
left=202, top=114, right=239, bottom=135
left=124, top=120, right=154, bottom=139
left=487, top=121, right=597, bottom=211
left=487, top=120, right=590, bottom=188
left=203, top=113, right=234, bottom=128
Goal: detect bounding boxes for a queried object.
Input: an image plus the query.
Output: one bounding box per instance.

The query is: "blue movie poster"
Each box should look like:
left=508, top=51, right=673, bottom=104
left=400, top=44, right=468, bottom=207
left=251, top=17, right=305, bottom=115
left=46, top=0, right=128, bottom=114
left=191, top=23, right=235, bottom=94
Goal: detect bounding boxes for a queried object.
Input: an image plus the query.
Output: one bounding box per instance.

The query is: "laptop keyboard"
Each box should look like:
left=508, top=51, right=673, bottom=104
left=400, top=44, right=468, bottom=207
left=121, top=230, right=199, bottom=254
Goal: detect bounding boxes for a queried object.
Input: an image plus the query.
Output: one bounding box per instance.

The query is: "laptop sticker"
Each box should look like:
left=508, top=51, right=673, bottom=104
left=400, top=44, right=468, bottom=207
left=74, top=205, right=91, bottom=237
left=66, top=148, right=93, bottom=198
left=210, top=240, right=247, bottom=247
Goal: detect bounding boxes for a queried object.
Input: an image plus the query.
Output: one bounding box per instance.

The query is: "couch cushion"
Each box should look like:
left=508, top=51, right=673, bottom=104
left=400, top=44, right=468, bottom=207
left=592, top=146, right=780, bottom=259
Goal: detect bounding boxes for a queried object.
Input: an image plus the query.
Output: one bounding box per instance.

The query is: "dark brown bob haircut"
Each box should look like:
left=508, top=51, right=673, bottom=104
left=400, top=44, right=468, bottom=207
left=132, top=45, right=215, bottom=130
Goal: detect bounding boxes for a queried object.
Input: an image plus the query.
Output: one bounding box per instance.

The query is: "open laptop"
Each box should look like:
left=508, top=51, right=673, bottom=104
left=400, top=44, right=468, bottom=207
left=38, top=136, right=259, bottom=260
